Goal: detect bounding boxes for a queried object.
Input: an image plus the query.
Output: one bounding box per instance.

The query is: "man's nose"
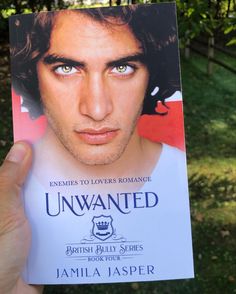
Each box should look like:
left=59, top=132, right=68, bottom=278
left=79, top=74, right=113, bottom=121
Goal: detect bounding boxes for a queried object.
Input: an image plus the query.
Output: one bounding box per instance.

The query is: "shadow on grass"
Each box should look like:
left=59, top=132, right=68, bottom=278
left=181, top=52, right=236, bottom=159
left=189, top=173, right=236, bottom=203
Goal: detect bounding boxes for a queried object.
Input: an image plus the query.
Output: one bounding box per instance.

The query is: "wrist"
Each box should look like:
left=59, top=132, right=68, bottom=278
left=5, top=279, right=44, bottom=294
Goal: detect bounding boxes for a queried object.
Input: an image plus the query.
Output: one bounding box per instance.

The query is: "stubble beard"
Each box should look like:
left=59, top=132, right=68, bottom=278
left=44, top=106, right=142, bottom=166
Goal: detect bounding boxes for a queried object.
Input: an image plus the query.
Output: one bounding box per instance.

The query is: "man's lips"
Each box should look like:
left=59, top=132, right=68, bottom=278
left=75, top=128, right=119, bottom=145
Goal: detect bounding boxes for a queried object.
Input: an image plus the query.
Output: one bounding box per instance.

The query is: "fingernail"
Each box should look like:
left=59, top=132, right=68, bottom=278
left=6, top=143, right=28, bottom=163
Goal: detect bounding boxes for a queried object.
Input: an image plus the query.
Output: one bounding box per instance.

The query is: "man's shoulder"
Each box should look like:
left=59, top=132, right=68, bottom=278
left=140, top=141, right=187, bottom=186
left=162, top=143, right=185, bottom=156
left=157, top=143, right=187, bottom=174
left=159, top=143, right=186, bottom=166
left=142, top=138, right=185, bottom=159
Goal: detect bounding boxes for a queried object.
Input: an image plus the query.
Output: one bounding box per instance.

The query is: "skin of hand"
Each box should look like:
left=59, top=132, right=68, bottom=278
left=0, top=142, right=43, bottom=294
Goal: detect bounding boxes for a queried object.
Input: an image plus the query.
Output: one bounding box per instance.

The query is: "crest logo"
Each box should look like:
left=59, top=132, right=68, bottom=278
left=92, top=215, right=114, bottom=241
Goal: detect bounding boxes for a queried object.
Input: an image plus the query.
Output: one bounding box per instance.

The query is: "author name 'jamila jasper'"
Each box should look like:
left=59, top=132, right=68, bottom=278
left=56, top=265, right=155, bottom=279
left=45, top=190, right=159, bottom=217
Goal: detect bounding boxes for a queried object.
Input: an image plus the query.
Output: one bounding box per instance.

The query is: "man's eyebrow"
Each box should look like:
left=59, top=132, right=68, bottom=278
left=42, top=53, right=146, bottom=68
left=42, top=54, right=85, bottom=67
left=106, top=53, right=147, bottom=67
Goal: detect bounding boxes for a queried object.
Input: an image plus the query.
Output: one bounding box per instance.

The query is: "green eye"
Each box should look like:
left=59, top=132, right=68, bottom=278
left=111, top=65, right=134, bottom=75
left=55, top=65, right=78, bottom=75
left=62, top=66, right=72, bottom=73
left=116, top=65, right=127, bottom=73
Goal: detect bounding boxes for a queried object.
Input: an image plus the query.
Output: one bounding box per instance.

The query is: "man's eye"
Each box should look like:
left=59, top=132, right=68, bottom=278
left=54, top=65, right=78, bottom=75
left=111, top=65, right=134, bottom=75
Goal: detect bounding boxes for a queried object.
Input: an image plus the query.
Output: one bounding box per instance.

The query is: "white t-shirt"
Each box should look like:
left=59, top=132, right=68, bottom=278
left=23, top=143, right=193, bottom=284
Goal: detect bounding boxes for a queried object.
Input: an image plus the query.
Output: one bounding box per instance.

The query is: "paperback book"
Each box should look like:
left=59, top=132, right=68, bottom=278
left=9, top=3, right=194, bottom=284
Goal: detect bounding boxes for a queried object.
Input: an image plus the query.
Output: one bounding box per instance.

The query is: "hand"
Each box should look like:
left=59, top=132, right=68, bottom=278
left=0, top=142, right=43, bottom=294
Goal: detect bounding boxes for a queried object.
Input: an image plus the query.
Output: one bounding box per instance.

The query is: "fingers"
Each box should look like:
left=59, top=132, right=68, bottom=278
left=0, top=143, right=43, bottom=293
left=0, top=142, right=32, bottom=187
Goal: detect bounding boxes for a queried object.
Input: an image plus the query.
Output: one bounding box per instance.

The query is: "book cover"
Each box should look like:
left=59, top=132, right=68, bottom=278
left=9, top=4, right=194, bottom=284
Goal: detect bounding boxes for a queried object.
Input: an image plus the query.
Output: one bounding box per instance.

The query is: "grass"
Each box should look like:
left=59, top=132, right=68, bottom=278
left=182, top=51, right=236, bottom=293
left=0, top=48, right=236, bottom=293
left=182, top=50, right=236, bottom=160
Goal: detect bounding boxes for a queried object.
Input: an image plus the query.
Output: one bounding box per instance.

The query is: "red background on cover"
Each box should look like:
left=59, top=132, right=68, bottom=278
left=12, top=90, right=186, bottom=151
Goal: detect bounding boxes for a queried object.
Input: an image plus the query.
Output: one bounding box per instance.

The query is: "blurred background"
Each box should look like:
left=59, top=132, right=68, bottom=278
left=0, top=0, right=236, bottom=293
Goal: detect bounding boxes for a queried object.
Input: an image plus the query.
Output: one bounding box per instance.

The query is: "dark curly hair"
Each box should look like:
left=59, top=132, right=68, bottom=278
left=9, top=4, right=180, bottom=119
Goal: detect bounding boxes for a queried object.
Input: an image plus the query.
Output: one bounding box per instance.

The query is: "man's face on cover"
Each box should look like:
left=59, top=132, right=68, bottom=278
left=37, top=11, right=149, bottom=165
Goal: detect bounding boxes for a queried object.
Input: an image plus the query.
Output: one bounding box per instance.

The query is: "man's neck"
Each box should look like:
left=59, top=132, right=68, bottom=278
left=32, top=126, right=162, bottom=190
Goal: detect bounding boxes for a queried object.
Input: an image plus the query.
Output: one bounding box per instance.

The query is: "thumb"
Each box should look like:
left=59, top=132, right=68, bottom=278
left=0, top=142, right=32, bottom=188
left=0, top=142, right=32, bottom=235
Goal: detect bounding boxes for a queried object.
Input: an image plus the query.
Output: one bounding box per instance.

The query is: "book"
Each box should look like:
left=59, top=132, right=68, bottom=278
left=9, top=3, right=194, bottom=284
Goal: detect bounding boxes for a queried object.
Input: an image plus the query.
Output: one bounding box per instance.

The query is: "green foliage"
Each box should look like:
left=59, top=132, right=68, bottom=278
left=223, top=16, right=236, bottom=46
left=0, top=0, right=69, bottom=35
left=1, top=0, right=236, bottom=47
left=0, top=1, right=71, bottom=43
left=149, top=0, right=236, bottom=47
left=0, top=0, right=68, bottom=14
left=176, top=0, right=215, bottom=41
left=175, top=0, right=236, bottom=46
